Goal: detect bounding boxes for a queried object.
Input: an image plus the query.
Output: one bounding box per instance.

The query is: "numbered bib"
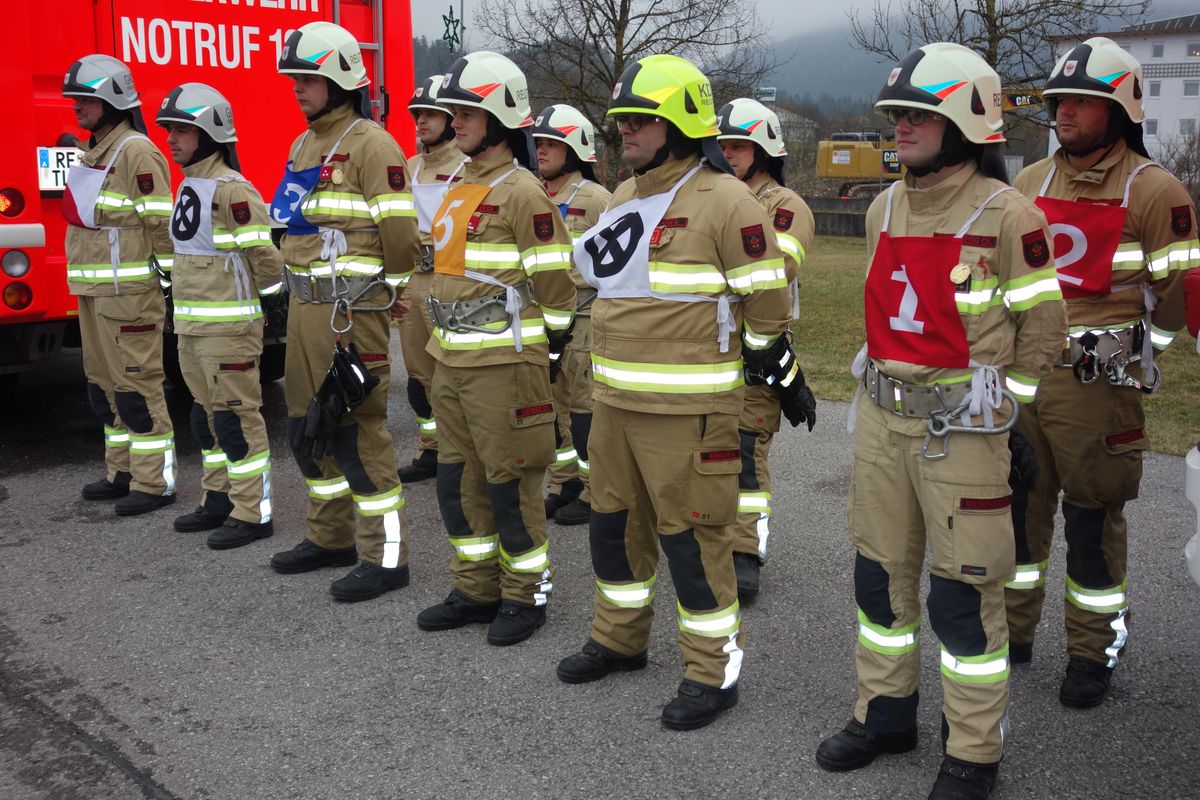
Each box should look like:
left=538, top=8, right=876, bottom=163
left=431, top=182, right=495, bottom=277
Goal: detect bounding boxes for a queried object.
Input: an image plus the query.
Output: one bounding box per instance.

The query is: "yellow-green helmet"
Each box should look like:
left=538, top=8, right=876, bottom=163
left=608, top=54, right=718, bottom=139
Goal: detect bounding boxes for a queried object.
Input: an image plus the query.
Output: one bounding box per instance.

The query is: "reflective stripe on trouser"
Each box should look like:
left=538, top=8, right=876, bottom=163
left=588, top=402, right=744, bottom=689
left=732, top=428, right=775, bottom=561
left=432, top=360, right=555, bottom=605
left=77, top=292, right=175, bottom=494
left=284, top=299, right=408, bottom=568
left=399, top=269, right=439, bottom=456
left=849, top=397, right=1012, bottom=763
left=179, top=331, right=273, bottom=523
left=545, top=317, right=593, bottom=500
left=1005, top=366, right=1140, bottom=667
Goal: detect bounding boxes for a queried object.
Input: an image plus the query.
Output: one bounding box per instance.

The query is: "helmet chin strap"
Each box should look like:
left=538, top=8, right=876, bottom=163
left=465, top=114, right=507, bottom=158
left=907, top=124, right=976, bottom=177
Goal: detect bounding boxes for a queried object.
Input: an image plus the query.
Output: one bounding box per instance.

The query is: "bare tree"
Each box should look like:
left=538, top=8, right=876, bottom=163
left=1156, top=132, right=1200, bottom=206
left=476, top=0, right=780, bottom=181
left=848, top=0, right=1150, bottom=122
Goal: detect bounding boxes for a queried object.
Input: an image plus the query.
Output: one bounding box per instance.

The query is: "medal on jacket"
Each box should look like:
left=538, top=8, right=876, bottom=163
left=949, top=263, right=970, bottom=284
left=331, top=168, right=344, bottom=185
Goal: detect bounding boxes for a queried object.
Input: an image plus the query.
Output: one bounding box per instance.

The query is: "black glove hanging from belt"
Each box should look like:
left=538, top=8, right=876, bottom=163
left=547, top=323, right=574, bottom=384
left=290, top=341, right=380, bottom=460
left=743, top=330, right=817, bottom=431
left=1007, top=428, right=1039, bottom=491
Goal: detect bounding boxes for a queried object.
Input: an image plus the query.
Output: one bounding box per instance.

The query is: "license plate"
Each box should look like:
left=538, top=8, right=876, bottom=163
left=37, top=146, right=84, bottom=191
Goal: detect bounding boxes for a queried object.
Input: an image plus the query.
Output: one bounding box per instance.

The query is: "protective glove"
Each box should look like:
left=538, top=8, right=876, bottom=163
left=1007, top=428, right=1039, bottom=491
left=548, top=328, right=573, bottom=384
left=261, top=290, right=289, bottom=336
left=292, top=379, right=342, bottom=460
left=780, top=366, right=818, bottom=431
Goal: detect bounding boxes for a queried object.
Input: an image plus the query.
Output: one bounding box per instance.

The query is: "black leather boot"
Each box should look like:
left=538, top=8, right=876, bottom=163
left=487, top=601, right=546, bottom=646
left=417, top=589, right=501, bottom=631
left=329, top=562, right=410, bottom=602
left=1059, top=656, right=1113, bottom=708
left=207, top=518, right=274, bottom=550
left=270, top=539, right=358, bottom=574
left=174, top=491, right=234, bottom=532
left=397, top=449, right=437, bottom=483
left=815, top=718, right=918, bottom=771
left=557, top=639, right=648, bottom=684
left=81, top=471, right=131, bottom=501
left=115, top=490, right=176, bottom=517
left=927, top=756, right=998, bottom=799
left=661, top=680, right=738, bottom=731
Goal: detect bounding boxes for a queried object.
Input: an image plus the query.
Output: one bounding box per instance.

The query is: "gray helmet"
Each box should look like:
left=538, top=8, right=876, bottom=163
left=63, top=54, right=147, bottom=133
left=63, top=54, right=141, bottom=109
left=157, top=83, right=241, bottom=169
left=157, top=83, right=237, bottom=143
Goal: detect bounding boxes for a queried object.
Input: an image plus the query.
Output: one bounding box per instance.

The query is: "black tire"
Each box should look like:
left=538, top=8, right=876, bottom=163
left=259, top=342, right=286, bottom=384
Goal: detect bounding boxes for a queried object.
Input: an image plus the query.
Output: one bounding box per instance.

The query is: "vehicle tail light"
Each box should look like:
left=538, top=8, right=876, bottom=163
left=0, top=188, right=25, bottom=217
left=3, top=282, right=32, bottom=310
left=2, top=250, right=29, bottom=277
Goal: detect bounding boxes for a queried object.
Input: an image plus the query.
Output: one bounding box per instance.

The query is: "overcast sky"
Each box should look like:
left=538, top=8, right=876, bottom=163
left=412, top=0, right=861, bottom=47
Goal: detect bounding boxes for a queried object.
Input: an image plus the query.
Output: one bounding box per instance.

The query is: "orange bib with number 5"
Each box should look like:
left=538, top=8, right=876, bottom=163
left=431, top=182, right=494, bottom=276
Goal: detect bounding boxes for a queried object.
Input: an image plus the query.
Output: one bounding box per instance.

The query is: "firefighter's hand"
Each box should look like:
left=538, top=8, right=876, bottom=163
left=1007, top=429, right=1039, bottom=491
left=780, top=370, right=817, bottom=431
left=390, top=296, right=410, bottom=322
left=547, top=329, right=572, bottom=384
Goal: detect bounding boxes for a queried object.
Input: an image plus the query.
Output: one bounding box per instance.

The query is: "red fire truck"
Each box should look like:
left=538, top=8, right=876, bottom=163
left=1, top=0, right=414, bottom=390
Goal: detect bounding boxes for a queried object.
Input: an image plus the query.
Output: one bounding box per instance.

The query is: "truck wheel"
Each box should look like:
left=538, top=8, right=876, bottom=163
left=260, top=342, right=286, bottom=384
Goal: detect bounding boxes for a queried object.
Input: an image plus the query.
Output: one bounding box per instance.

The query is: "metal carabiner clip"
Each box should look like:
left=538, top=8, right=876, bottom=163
left=921, top=389, right=1020, bottom=461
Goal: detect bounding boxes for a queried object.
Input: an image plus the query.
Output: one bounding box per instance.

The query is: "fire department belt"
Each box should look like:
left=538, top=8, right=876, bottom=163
left=418, top=245, right=435, bottom=272
left=865, top=362, right=973, bottom=419
left=285, top=270, right=388, bottom=305
left=1063, top=324, right=1141, bottom=368
left=576, top=288, right=598, bottom=315
left=428, top=282, right=534, bottom=332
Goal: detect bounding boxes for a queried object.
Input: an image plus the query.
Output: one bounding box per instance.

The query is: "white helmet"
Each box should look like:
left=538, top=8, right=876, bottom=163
left=63, top=54, right=140, bottom=110
left=717, top=98, right=787, bottom=158
left=157, top=83, right=236, bottom=143
left=875, top=42, right=1005, bottom=144
left=532, top=104, right=597, bottom=163
left=1045, top=37, right=1144, bottom=124
left=277, top=22, right=369, bottom=91
left=438, top=51, right=533, bottom=130
left=408, top=73, right=452, bottom=118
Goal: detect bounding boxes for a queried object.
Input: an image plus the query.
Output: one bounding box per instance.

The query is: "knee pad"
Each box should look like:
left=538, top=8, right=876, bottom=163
left=286, top=416, right=324, bottom=480
left=927, top=575, right=986, bottom=657
left=659, top=529, right=719, bottom=611
left=589, top=509, right=633, bottom=581
left=569, top=412, right=592, bottom=462
left=865, top=693, right=920, bottom=734
left=854, top=552, right=895, bottom=627
left=1010, top=484, right=1031, bottom=563
left=213, top=410, right=248, bottom=462
left=331, top=423, right=378, bottom=494
left=87, top=383, right=115, bottom=426
left=1063, top=502, right=1114, bottom=587
left=114, top=390, right=153, bottom=433
left=190, top=403, right=215, bottom=450
left=406, top=377, right=432, bottom=418
left=436, top=461, right=471, bottom=536
left=486, top=478, right=534, bottom=554
left=738, top=430, right=760, bottom=491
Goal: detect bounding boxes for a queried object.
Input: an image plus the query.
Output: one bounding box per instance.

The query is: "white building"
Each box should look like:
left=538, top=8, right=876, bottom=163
left=1049, top=13, right=1200, bottom=157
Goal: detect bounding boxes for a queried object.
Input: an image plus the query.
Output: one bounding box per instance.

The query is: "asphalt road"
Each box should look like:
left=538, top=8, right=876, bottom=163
left=1, top=344, right=1197, bottom=800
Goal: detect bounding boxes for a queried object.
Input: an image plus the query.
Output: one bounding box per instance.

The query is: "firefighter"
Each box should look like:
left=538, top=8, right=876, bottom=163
left=267, top=22, right=420, bottom=601
left=156, top=84, right=283, bottom=549
left=532, top=103, right=612, bottom=527
left=414, top=51, right=576, bottom=646
left=555, top=54, right=811, bottom=731
left=1006, top=37, right=1198, bottom=707
left=62, top=55, right=176, bottom=517
left=396, top=74, right=466, bottom=484
left=813, top=44, right=1066, bottom=799
left=717, top=97, right=816, bottom=600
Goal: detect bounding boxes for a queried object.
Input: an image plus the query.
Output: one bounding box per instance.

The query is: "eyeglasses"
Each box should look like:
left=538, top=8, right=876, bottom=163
left=883, top=108, right=943, bottom=127
left=611, top=114, right=661, bottom=131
